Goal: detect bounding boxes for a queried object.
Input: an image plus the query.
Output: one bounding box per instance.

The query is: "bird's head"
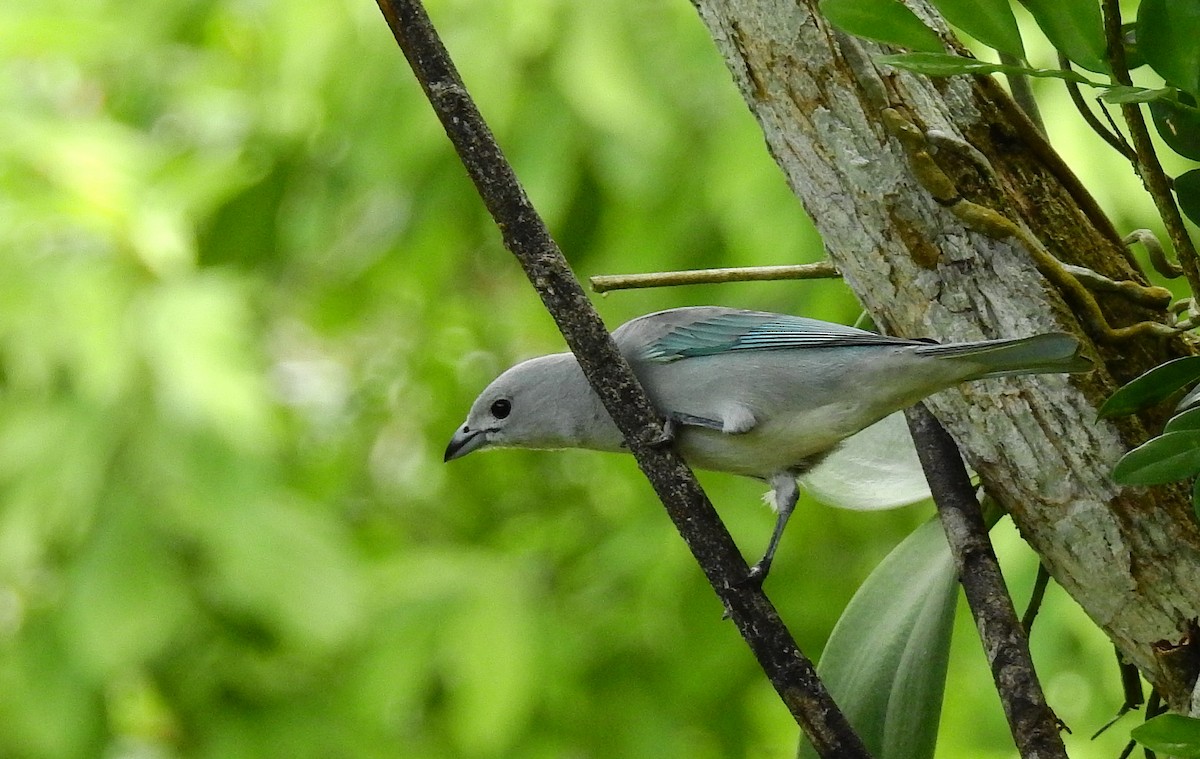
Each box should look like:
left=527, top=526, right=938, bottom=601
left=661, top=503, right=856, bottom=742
left=444, top=353, right=622, bottom=462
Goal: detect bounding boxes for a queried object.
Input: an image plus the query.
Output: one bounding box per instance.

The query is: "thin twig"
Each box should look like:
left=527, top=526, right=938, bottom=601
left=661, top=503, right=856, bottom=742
left=590, top=262, right=841, bottom=293
left=374, top=1, right=871, bottom=755
left=1058, top=53, right=1136, bottom=161
left=1020, top=563, right=1052, bottom=633
left=1143, top=689, right=1164, bottom=759
left=905, top=404, right=1068, bottom=759
left=1089, top=648, right=1143, bottom=739
left=999, top=51, right=1045, bottom=133
left=1101, top=0, right=1200, bottom=296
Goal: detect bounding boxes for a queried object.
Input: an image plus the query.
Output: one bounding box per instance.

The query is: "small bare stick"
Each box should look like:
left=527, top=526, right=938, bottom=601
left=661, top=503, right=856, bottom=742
left=590, top=262, right=841, bottom=293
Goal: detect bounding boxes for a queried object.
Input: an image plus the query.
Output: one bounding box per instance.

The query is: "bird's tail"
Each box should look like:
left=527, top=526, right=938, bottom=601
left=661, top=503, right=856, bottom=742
left=913, top=333, right=1093, bottom=379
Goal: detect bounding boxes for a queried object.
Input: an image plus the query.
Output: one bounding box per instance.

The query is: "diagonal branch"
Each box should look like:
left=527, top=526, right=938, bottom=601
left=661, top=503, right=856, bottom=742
left=373, top=0, right=871, bottom=755
left=1057, top=53, right=1136, bottom=162
left=906, top=404, right=1068, bottom=759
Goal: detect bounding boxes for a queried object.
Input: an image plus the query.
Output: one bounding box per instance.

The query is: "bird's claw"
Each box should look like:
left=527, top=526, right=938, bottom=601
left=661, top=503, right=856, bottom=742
left=646, top=417, right=677, bottom=448
left=738, top=561, right=770, bottom=589
left=717, top=563, right=771, bottom=620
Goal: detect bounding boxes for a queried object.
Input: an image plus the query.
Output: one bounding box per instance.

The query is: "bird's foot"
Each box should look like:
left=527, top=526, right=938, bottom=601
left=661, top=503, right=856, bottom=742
left=720, top=570, right=767, bottom=620
left=738, top=560, right=770, bottom=589
left=645, top=417, right=676, bottom=448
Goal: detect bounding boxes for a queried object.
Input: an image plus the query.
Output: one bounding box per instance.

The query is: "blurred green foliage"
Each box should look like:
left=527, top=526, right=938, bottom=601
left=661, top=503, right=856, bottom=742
left=0, top=0, right=1175, bottom=756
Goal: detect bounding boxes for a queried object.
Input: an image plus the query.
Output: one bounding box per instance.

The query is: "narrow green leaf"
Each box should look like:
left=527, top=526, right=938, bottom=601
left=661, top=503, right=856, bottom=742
left=799, top=517, right=957, bottom=759
left=876, top=52, right=1095, bottom=84
left=1179, top=383, right=1200, bottom=413
left=1098, top=356, right=1200, bottom=418
left=820, top=0, right=944, bottom=54
left=1193, top=477, right=1200, bottom=521
left=1151, top=93, right=1200, bottom=160
left=1131, top=714, right=1200, bottom=758
left=1138, top=0, right=1200, bottom=96
left=802, top=412, right=942, bottom=511
left=1101, top=86, right=1177, bottom=105
left=1017, top=0, right=1109, bottom=73
left=927, top=0, right=1024, bottom=57
left=1166, top=407, right=1200, bottom=434
left=1112, top=431, right=1200, bottom=486
left=1176, top=169, right=1200, bottom=227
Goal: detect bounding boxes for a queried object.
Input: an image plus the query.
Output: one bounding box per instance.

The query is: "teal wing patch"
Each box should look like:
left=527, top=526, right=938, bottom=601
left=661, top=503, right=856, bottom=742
left=639, top=312, right=918, bottom=363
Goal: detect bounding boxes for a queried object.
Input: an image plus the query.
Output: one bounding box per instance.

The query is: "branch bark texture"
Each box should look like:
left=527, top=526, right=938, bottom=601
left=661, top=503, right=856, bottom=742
left=689, top=0, right=1200, bottom=706
left=907, top=405, right=1067, bottom=759
left=375, top=0, right=871, bottom=754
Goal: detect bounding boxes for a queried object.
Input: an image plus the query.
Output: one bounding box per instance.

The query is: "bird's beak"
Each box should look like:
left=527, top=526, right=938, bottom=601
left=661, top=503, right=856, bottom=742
left=444, top=425, right=488, bottom=462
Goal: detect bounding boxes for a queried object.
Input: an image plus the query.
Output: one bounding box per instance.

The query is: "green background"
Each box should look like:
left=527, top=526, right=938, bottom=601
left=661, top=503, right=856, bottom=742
left=0, top=0, right=1181, bottom=756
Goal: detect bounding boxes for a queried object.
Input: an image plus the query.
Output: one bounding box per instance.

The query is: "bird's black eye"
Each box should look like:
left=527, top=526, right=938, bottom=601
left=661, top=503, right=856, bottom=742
left=490, top=398, right=512, bottom=419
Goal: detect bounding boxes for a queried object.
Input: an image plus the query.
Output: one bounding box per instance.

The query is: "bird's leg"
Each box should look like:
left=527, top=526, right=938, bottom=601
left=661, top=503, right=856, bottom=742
left=743, top=475, right=800, bottom=587
left=648, top=412, right=726, bottom=447
left=667, top=412, right=725, bottom=431
left=882, top=107, right=1177, bottom=343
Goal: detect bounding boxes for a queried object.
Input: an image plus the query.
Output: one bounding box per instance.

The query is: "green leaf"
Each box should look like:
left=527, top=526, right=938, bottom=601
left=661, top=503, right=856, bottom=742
left=875, top=52, right=1095, bottom=84
left=928, top=0, right=1024, bottom=57
left=803, top=412, right=946, bottom=511
left=1101, top=86, right=1177, bottom=105
left=1122, top=22, right=1146, bottom=70
left=1098, top=356, right=1200, bottom=418
left=1193, top=477, right=1200, bottom=521
left=1151, top=92, right=1200, bottom=160
left=1176, top=169, right=1200, bottom=227
left=62, top=498, right=193, bottom=678
left=878, top=52, right=1160, bottom=105
left=443, top=572, right=538, bottom=755
left=1131, top=713, right=1200, bottom=757
left=799, top=517, right=958, bottom=759
left=1016, top=0, right=1109, bottom=73
left=1112, top=431, right=1200, bottom=485
left=1138, top=0, right=1200, bottom=96
left=0, top=617, right=105, bottom=758
left=820, top=0, right=944, bottom=54
left=1166, top=407, right=1200, bottom=434
left=1179, top=381, right=1200, bottom=412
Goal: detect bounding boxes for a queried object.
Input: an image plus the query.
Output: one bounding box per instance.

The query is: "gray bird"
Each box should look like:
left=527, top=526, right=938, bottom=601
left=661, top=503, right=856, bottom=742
left=445, top=306, right=1091, bottom=583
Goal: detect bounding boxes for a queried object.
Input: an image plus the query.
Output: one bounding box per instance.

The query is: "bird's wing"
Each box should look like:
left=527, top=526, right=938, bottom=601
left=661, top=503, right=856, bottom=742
left=622, top=308, right=923, bottom=364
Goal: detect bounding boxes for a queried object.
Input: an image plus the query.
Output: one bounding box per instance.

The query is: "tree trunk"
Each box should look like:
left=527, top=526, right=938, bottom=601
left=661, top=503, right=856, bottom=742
left=689, top=0, right=1200, bottom=708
